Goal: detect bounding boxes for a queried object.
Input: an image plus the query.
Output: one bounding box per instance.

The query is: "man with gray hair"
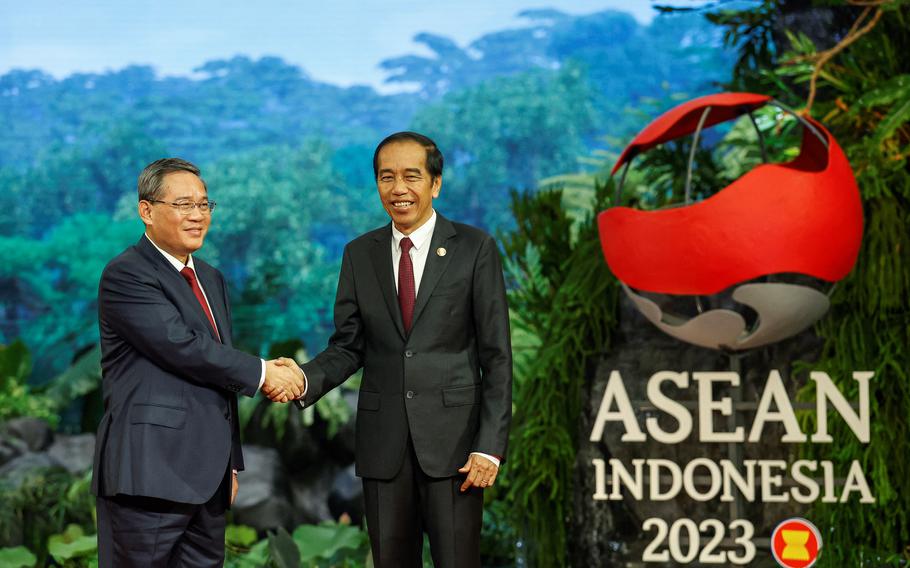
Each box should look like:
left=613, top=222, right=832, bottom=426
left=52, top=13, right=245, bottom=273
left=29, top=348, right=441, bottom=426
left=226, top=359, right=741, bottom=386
left=91, top=158, right=303, bottom=567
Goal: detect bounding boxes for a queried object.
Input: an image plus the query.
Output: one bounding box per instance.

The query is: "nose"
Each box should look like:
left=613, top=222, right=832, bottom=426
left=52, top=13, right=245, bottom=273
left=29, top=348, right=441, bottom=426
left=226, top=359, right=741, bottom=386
left=187, top=204, right=205, bottom=221
left=391, top=179, right=409, bottom=195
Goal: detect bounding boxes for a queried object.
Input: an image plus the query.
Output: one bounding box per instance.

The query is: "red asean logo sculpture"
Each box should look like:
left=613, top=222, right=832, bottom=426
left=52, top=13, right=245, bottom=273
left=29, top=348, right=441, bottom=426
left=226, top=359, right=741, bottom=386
left=598, top=93, right=863, bottom=350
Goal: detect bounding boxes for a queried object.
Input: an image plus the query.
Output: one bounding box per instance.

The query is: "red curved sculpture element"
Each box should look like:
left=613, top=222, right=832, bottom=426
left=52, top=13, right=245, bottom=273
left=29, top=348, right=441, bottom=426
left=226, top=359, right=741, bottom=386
left=611, top=92, right=771, bottom=175
left=598, top=95, right=863, bottom=296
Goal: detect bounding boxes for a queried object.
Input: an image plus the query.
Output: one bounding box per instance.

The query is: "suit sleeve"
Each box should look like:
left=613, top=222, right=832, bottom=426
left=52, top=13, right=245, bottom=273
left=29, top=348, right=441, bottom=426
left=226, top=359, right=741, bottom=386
left=220, top=272, right=248, bottom=471
left=471, top=235, right=513, bottom=461
left=99, top=260, right=262, bottom=397
left=297, top=244, right=365, bottom=408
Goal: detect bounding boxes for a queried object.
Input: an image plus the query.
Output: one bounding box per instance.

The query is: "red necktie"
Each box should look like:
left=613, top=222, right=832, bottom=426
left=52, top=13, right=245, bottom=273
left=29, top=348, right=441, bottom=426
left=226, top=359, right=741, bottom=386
left=398, top=237, right=416, bottom=333
left=180, top=266, right=221, bottom=342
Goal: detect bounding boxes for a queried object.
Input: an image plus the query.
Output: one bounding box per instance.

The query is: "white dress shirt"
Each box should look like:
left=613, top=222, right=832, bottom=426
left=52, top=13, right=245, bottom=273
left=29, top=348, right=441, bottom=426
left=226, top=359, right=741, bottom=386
left=391, top=212, right=500, bottom=468
left=145, top=234, right=266, bottom=390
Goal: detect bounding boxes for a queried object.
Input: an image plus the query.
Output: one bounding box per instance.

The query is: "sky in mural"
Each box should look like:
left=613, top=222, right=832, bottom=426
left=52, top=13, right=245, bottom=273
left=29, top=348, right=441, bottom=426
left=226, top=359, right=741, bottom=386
left=0, top=0, right=664, bottom=90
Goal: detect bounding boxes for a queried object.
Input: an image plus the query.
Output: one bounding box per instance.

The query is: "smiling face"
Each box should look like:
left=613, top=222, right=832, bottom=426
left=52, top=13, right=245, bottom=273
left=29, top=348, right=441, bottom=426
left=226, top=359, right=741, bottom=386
left=376, top=140, right=441, bottom=234
left=138, top=170, right=210, bottom=263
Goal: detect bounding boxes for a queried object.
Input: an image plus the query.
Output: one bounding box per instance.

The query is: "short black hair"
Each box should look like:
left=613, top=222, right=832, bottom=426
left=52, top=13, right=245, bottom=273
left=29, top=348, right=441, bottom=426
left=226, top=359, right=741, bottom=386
left=372, top=131, right=444, bottom=180
left=138, top=158, right=206, bottom=202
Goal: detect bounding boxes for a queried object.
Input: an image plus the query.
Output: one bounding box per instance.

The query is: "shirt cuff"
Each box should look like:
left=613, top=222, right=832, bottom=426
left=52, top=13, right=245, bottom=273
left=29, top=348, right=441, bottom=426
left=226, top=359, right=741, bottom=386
left=470, top=452, right=500, bottom=468
left=258, top=359, right=266, bottom=391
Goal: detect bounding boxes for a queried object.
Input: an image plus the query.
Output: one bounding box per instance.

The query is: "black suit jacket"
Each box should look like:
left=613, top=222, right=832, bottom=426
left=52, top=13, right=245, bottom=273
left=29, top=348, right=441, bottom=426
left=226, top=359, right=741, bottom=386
left=91, top=236, right=261, bottom=504
left=300, top=214, right=512, bottom=479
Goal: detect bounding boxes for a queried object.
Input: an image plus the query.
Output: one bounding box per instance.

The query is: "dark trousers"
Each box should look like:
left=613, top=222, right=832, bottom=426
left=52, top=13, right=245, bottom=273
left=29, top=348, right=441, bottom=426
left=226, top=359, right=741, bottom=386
left=96, top=470, right=230, bottom=568
left=362, top=438, right=483, bottom=568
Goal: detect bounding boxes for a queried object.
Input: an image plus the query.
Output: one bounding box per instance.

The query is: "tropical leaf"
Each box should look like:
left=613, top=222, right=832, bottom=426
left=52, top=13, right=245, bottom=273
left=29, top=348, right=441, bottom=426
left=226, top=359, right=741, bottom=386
left=0, top=547, right=36, bottom=568
left=267, top=527, right=300, bottom=568
left=292, top=522, right=365, bottom=561
left=47, top=524, right=97, bottom=562
left=225, top=524, right=258, bottom=548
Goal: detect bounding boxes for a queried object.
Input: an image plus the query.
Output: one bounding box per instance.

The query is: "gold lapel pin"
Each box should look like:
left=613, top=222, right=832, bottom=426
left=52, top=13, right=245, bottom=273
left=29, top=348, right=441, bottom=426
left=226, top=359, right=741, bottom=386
left=436, top=247, right=447, bottom=257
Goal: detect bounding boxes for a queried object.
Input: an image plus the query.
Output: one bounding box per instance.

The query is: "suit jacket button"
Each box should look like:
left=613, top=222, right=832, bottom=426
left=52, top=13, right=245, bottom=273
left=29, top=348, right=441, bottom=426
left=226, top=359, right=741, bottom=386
left=406, top=390, right=415, bottom=399
left=405, top=350, right=414, bottom=358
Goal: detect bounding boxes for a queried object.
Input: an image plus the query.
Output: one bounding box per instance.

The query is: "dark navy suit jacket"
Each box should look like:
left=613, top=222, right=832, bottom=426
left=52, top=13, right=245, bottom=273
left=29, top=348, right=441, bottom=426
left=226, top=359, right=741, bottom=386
left=91, top=235, right=261, bottom=504
left=299, top=214, right=512, bottom=480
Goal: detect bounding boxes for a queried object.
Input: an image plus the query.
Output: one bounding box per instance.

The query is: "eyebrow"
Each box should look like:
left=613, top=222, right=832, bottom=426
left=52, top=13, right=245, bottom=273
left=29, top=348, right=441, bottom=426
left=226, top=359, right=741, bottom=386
left=169, top=195, right=207, bottom=201
left=378, top=168, right=424, bottom=175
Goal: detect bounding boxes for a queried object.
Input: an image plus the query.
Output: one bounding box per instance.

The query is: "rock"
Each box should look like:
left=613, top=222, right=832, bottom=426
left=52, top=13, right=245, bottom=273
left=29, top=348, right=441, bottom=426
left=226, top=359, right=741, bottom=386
left=243, top=401, right=323, bottom=475
left=47, top=433, right=96, bottom=474
left=328, top=464, right=363, bottom=525
left=312, top=389, right=357, bottom=465
left=233, top=445, right=294, bottom=532
left=0, top=434, right=28, bottom=468
left=289, top=463, right=339, bottom=525
left=3, top=417, right=54, bottom=452
left=0, top=452, right=62, bottom=489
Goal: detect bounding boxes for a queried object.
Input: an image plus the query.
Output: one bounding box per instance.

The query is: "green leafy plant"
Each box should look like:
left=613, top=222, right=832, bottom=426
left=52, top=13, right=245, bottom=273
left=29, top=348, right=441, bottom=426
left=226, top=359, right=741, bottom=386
left=226, top=520, right=381, bottom=568
left=0, top=470, right=94, bottom=565
left=0, top=341, right=57, bottom=426
left=500, top=183, right=618, bottom=566
left=47, top=524, right=97, bottom=566
left=705, top=2, right=910, bottom=564
left=0, top=547, right=36, bottom=568
left=292, top=522, right=366, bottom=563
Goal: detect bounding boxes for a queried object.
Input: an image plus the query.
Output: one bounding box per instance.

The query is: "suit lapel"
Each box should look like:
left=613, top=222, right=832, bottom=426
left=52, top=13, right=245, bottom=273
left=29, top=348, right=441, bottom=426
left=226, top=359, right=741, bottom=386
left=411, top=215, right=457, bottom=329
left=194, top=262, right=230, bottom=345
left=369, top=226, right=407, bottom=339
left=135, top=236, right=223, bottom=344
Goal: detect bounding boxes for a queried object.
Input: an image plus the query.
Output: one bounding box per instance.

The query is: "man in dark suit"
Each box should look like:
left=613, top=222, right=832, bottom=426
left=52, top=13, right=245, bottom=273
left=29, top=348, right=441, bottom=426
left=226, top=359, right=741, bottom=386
left=92, top=158, right=304, bottom=567
left=282, top=132, right=512, bottom=567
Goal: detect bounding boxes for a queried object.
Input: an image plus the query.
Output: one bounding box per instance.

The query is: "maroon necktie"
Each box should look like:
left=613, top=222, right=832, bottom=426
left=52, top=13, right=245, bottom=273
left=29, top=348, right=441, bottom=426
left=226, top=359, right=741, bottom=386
left=180, top=266, right=221, bottom=342
left=398, top=237, right=416, bottom=333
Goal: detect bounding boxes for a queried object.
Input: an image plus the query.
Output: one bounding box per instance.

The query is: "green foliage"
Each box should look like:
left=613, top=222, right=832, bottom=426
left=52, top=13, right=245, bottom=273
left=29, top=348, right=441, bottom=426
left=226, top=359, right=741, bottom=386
left=41, top=345, right=102, bottom=411
left=0, top=341, right=57, bottom=425
left=412, top=64, right=598, bottom=230
left=292, top=522, right=366, bottom=562
left=500, top=182, right=618, bottom=566
left=227, top=539, right=270, bottom=568
left=226, top=524, right=259, bottom=549
left=0, top=469, right=94, bottom=565
left=0, top=214, right=139, bottom=379
left=195, top=140, right=369, bottom=353
left=226, top=520, right=381, bottom=568
left=269, top=527, right=301, bottom=568
left=0, top=546, right=36, bottom=568
left=47, top=524, right=97, bottom=566
left=479, top=499, right=517, bottom=566
left=709, top=1, right=910, bottom=564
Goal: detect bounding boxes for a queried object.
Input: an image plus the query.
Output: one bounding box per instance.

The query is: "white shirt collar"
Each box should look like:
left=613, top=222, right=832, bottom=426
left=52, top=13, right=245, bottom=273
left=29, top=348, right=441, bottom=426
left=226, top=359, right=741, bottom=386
left=145, top=233, right=195, bottom=272
left=392, top=210, right=436, bottom=251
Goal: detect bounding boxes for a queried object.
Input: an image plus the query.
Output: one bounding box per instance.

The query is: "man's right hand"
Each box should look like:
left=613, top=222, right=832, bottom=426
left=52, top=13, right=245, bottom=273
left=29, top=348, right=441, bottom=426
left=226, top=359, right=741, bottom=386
left=262, top=359, right=304, bottom=403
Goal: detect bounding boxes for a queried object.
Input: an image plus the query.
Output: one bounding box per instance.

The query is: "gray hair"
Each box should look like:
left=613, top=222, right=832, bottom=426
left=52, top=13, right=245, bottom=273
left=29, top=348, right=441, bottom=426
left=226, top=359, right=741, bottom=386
left=138, top=158, right=206, bottom=202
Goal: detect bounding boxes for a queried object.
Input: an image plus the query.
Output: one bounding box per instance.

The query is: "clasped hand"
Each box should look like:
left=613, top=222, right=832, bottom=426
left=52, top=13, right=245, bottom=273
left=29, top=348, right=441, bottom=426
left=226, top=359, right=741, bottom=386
left=262, top=357, right=305, bottom=403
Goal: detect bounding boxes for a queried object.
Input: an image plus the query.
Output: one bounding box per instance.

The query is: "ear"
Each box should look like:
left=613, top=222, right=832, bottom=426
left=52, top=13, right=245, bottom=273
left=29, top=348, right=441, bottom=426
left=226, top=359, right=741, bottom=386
left=138, top=201, right=153, bottom=226
left=431, top=175, right=441, bottom=198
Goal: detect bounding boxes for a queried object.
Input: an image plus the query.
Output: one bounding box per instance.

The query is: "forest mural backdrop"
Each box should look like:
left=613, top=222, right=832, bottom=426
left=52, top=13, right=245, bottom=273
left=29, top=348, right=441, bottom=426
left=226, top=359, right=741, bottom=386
left=1, top=1, right=907, bottom=566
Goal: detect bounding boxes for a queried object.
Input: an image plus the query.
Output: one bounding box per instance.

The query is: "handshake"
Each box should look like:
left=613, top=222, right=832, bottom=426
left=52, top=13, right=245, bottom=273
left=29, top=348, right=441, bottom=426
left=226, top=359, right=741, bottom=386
left=262, top=357, right=306, bottom=403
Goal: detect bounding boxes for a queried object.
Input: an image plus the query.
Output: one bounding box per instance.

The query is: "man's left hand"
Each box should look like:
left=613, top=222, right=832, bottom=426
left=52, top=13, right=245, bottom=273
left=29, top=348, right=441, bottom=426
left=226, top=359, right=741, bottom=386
left=458, top=454, right=499, bottom=492
left=231, top=471, right=239, bottom=505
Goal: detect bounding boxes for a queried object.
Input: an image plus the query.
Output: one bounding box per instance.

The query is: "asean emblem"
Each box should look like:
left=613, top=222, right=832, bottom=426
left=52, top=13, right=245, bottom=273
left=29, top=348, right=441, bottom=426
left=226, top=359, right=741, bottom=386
left=771, top=518, right=822, bottom=567
left=598, top=93, right=863, bottom=350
